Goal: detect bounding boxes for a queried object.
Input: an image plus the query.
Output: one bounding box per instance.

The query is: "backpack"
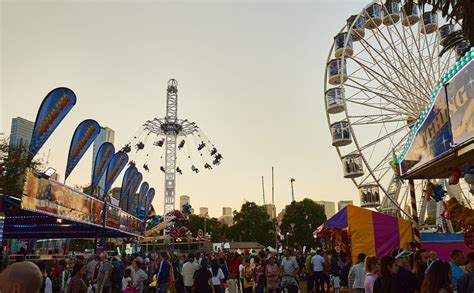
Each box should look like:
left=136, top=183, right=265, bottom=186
left=110, top=259, right=125, bottom=286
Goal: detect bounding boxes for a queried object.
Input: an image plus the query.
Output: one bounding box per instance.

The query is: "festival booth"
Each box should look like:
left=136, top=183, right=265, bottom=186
left=0, top=171, right=145, bottom=244
left=317, top=205, right=413, bottom=263
left=395, top=48, right=474, bottom=248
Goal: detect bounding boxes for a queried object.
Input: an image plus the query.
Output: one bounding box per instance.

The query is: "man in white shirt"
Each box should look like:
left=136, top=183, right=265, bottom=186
left=312, top=249, right=325, bottom=293
left=181, top=253, right=200, bottom=293
left=348, top=253, right=366, bottom=293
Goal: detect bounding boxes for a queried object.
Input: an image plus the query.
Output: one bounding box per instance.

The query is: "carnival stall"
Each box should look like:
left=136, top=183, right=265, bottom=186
left=317, top=205, right=413, bottom=263
left=395, top=48, right=474, bottom=246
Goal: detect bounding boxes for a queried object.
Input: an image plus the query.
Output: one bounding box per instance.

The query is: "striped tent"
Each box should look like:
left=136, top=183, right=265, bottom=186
left=321, top=205, right=413, bottom=263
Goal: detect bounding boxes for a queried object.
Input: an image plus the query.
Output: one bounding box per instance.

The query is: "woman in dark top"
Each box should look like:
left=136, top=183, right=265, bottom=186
left=412, top=248, right=429, bottom=291
left=193, top=259, right=214, bottom=293
left=421, top=261, right=453, bottom=293
left=373, top=256, right=401, bottom=293
left=68, top=262, right=88, bottom=293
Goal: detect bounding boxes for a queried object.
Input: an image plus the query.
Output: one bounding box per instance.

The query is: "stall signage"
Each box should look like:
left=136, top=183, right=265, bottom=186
left=21, top=171, right=103, bottom=226
left=446, top=60, right=474, bottom=145
left=400, top=87, right=453, bottom=175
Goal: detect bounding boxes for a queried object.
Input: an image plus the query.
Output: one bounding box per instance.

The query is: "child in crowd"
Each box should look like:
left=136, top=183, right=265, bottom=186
left=331, top=271, right=341, bottom=293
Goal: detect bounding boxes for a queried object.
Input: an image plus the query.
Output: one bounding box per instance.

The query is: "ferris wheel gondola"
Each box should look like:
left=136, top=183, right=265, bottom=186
left=324, top=0, right=470, bottom=219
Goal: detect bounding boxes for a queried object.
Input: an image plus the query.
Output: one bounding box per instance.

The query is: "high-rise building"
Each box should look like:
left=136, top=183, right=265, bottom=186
left=9, top=117, right=34, bottom=148
left=337, top=200, right=354, bottom=211
left=199, top=207, right=209, bottom=218
left=180, top=195, right=190, bottom=208
left=263, top=204, right=276, bottom=220
left=91, top=127, right=115, bottom=193
left=316, top=201, right=336, bottom=218
left=222, top=207, right=232, bottom=217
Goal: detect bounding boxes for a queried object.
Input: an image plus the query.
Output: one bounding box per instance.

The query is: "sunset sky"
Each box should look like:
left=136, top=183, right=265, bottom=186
left=1, top=0, right=366, bottom=217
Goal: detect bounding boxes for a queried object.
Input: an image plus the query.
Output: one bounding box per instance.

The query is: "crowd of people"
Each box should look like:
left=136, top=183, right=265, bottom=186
left=0, top=246, right=473, bottom=293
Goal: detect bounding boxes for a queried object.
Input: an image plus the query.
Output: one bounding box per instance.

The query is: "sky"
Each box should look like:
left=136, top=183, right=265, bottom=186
left=1, top=0, right=367, bottom=218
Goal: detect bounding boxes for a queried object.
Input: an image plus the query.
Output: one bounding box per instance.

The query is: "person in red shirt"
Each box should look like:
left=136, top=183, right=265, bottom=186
left=229, top=253, right=242, bottom=292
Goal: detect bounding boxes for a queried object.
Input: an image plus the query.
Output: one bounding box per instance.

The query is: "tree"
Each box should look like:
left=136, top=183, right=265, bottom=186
left=411, top=0, right=473, bottom=54
left=227, top=202, right=276, bottom=246
left=0, top=138, right=42, bottom=197
left=280, top=198, right=327, bottom=250
left=185, top=214, right=227, bottom=243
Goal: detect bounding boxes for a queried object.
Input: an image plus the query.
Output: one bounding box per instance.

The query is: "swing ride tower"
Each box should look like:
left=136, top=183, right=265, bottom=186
left=141, top=79, right=223, bottom=218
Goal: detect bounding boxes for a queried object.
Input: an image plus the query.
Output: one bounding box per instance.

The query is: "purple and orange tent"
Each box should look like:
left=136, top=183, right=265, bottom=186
left=320, top=205, right=413, bottom=263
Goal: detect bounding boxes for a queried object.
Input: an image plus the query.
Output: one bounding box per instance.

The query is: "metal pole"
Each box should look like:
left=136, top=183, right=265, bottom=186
left=272, top=167, right=277, bottom=250
left=408, top=179, right=421, bottom=248
left=262, top=176, right=266, bottom=205
left=271, top=167, right=275, bottom=209
left=290, top=178, right=295, bottom=202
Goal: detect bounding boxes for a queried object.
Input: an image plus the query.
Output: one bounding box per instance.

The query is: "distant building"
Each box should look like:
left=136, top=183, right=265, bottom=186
left=199, top=207, right=209, bottom=218
left=316, top=201, right=336, bottom=218
left=9, top=117, right=34, bottom=148
left=277, top=207, right=287, bottom=225
left=338, top=200, right=354, bottom=211
left=263, top=204, right=276, bottom=220
left=91, top=127, right=115, bottom=193
left=219, top=207, right=234, bottom=226
left=222, top=207, right=232, bottom=217
left=180, top=195, right=190, bottom=208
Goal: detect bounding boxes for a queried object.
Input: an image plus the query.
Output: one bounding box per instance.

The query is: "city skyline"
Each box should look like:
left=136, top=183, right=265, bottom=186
left=1, top=0, right=363, bottom=217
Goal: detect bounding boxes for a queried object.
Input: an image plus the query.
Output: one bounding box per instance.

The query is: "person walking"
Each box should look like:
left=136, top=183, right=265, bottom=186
left=412, top=248, right=430, bottom=292
left=129, top=259, right=147, bottom=293
left=155, top=252, right=171, bottom=293
left=281, top=249, right=299, bottom=293
left=330, top=272, right=341, bottom=293
left=209, top=258, right=225, bottom=293
left=242, top=258, right=255, bottom=293
left=265, top=255, right=280, bottom=293
left=193, top=259, right=214, bottom=293
left=348, top=253, right=365, bottom=293
left=182, top=253, right=199, bottom=293
left=391, top=248, right=417, bottom=293
left=67, top=263, right=88, bottom=293
left=97, top=252, right=113, bottom=293
left=458, top=252, right=474, bottom=293
left=311, top=249, right=325, bottom=293
left=449, top=249, right=466, bottom=288
left=373, top=256, right=401, bottom=293
left=36, top=261, right=53, bottom=293
left=305, top=250, right=315, bottom=292
left=363, top=256, right=380, bottom=293
left=421, top=261, right=453, bottom=293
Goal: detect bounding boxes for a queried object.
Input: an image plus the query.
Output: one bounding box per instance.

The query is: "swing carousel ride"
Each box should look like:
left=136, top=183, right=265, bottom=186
left=324, top=0, right=473, bottom=229
left=123, top=79, right=223, bottom=237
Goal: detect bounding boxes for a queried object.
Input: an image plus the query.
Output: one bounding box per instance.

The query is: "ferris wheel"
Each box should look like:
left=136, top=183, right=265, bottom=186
left=324, top=0, right=471, bottom=219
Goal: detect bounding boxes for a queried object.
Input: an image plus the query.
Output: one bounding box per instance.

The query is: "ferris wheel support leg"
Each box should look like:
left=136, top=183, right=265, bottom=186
left=409, top=179, right=421, bottom=249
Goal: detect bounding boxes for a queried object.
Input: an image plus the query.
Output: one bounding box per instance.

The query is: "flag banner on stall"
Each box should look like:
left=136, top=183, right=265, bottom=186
left=29, top=87, right=77, bottom=158
left=145, top=187, right=155, bottom=215
left=65, top=119, right=101, bottom=179
left=127, top=173, right=142, bottom=212
left=137, top=182, right=149, bottom=210
left=119, top=165, right=138, bottom=208
left=91, top=142, right=115, bottom=193
left=103, top=151, right=129, bottom=196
